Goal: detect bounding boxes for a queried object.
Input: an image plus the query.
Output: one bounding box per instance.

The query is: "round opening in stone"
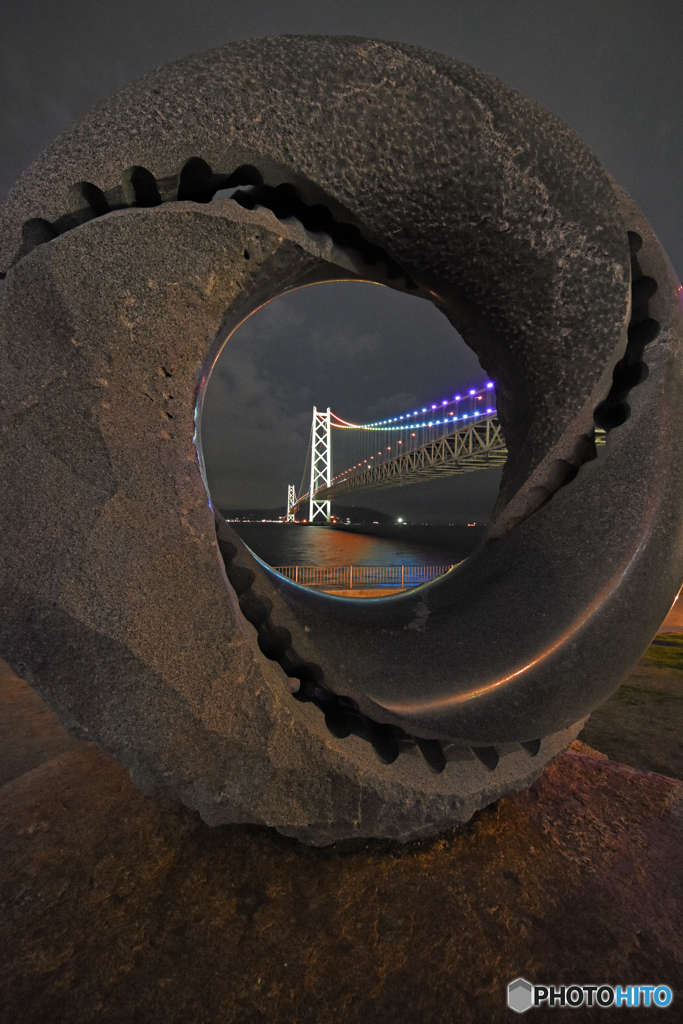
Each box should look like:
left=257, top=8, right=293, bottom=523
left=198, top=280, right=504, bottom=598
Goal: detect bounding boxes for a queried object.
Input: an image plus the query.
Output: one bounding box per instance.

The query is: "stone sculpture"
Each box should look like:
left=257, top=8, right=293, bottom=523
left=1, top=37, right=681, bottom=843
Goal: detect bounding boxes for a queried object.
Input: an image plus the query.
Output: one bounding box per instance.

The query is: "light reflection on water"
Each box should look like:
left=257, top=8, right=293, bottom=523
left=231, top=523, right=481, bottom=568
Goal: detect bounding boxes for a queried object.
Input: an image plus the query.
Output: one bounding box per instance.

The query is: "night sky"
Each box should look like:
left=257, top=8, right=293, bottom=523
left=3, top=1, right=681, bottom=523
left=200, top=281, right=494, bottom=522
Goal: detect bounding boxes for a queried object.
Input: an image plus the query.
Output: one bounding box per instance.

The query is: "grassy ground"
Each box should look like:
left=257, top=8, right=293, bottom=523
left=579, top=633, right=683, bottom=781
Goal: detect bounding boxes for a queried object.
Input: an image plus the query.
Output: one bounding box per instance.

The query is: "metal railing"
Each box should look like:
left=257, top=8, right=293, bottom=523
left=272, top=564, right=456, bottom=588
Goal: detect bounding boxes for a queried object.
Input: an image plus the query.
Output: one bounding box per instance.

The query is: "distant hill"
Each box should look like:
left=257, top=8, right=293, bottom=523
left=217, top=504, right=394, bottom=524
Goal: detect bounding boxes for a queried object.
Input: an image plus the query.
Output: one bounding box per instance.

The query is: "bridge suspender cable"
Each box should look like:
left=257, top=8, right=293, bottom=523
left=286, top=380, right=510, bottom=519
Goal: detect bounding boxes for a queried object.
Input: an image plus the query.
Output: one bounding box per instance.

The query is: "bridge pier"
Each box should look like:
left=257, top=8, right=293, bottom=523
left=286, top=484, right=296, bottom=522
left=309, top=406, right=332, bottom=523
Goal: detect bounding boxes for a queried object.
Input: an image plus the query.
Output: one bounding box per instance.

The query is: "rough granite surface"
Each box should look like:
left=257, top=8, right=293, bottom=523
left=1, top=39, right=682, bottom=842
left=0, top=203, right=580, bottom=843
left=0, top=36, right=631, bottom=501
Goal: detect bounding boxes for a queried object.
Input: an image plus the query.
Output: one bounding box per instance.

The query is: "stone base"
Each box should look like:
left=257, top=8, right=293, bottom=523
left=2, top=660, right=682, bottom=1022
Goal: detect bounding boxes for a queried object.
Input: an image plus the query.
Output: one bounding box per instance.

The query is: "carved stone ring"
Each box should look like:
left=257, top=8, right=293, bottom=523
left=1, top=38, right=681, bottom=843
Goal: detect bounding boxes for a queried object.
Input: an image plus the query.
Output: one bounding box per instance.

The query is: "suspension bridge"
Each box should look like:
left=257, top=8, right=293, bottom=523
left=287, top=381, right=507, bottom=522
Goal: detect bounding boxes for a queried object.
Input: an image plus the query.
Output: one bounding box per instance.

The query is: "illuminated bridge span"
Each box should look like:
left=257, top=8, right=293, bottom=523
left=288, top=381, right=507, bottom=522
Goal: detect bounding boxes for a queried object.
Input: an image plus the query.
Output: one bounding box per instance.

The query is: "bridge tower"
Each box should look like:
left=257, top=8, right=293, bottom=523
left=286, top=484, right=297, bottom=522
left=309, top=406, right=332, bottom=523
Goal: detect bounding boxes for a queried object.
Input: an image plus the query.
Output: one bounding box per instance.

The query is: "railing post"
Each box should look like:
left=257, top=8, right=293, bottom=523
left=401, top=564, right=405, bottom=588
left=349, top=565, right=353, bottom=589
left=295, top=565, right=299, bottom=584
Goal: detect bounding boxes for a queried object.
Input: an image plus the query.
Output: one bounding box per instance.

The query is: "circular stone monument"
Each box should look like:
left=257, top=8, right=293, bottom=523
left=1, top=37, right=682, bottom=844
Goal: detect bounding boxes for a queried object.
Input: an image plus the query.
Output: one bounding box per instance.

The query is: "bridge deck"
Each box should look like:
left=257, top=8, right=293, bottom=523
left=314, top=416, right=506, bottom=502
left=290, top=416, right=606, bottom=511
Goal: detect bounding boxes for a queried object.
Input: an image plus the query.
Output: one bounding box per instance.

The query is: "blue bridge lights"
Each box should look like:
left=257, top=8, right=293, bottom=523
left=359, top=382, right=496, bottom=431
